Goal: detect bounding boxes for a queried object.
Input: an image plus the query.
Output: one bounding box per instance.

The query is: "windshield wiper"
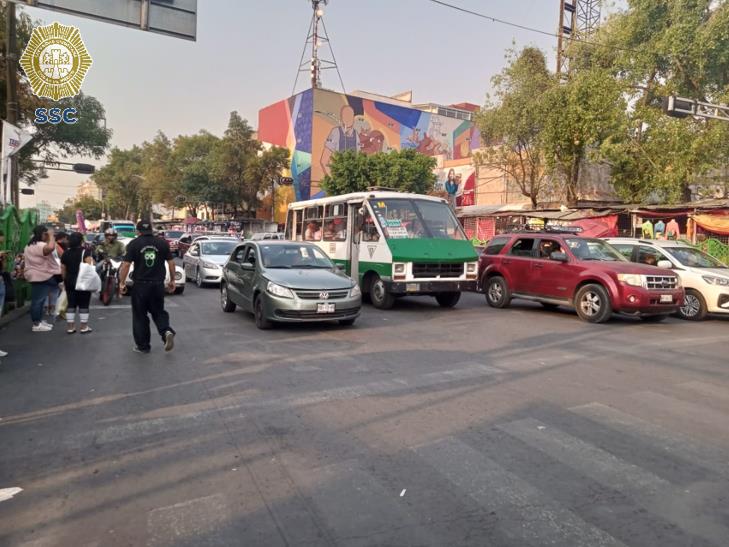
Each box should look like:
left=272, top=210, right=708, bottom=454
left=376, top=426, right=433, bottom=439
left=295, top=265, right=331, bottom=269
left=266, top=265, right=292, bottom=269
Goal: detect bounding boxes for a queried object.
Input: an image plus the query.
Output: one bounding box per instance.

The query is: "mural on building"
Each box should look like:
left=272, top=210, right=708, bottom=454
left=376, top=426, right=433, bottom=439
left=259, top=88, right=478, bottom=202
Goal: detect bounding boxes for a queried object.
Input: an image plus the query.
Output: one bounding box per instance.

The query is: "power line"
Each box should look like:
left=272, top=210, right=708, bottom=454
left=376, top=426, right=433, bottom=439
left=425, top=0, right=641, bottom=57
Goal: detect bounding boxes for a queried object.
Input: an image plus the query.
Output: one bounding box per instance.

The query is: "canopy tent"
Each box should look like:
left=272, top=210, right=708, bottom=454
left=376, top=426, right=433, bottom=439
left=691, top=213, right=729, bottom=236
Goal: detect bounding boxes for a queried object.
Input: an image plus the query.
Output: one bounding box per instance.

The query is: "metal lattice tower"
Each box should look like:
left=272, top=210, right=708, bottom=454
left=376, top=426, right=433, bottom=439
left=292, top=0, right=344, bottom=94
left=557, top=0, right=602, bottom=77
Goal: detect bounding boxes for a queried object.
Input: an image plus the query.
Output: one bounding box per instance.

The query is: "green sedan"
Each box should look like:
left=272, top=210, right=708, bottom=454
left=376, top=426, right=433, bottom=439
left=220, top=241, right=362, bottom=329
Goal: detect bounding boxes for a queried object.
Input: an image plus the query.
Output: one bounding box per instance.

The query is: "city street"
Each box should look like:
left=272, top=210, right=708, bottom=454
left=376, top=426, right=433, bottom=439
left=1, top=283, right=729, bottom=546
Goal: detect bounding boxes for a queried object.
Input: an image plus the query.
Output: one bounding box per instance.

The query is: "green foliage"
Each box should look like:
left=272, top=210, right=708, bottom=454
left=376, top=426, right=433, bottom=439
left=476, top=47, right=554, bottom=207
left=321, top=149, right=436, bottom=196
left=92, top=147, right=146, bottom=220
left=56, top=195, right=103, bottom=224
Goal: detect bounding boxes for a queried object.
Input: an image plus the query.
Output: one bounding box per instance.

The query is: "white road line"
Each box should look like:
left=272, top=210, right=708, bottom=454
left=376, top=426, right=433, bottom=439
left=570, top=402, right=729, bottom=479
left=147, top=493, right=229, bottom=547
left=0, top=487, right=22, bottom=503
left=415, top=437, right=624, bottom=547
left=631, top=391, right=729, bottom=430
left=499, top=418, right=671, bottom=497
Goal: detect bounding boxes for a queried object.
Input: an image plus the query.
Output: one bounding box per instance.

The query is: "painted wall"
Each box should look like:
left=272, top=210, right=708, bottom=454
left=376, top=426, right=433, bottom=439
left=259, top=88, right=478, bottom=202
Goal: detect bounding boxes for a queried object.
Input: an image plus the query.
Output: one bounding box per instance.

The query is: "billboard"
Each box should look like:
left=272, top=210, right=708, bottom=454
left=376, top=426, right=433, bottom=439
left=259, top=88, right=478, bottom=201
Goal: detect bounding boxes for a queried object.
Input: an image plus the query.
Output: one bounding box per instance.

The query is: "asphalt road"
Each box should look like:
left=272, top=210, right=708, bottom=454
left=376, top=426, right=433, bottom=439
left=1, top=280, right=729, bottom=546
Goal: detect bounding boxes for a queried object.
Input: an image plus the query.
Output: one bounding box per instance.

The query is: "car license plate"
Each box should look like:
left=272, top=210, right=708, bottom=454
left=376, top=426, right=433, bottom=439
left=317, top=303, right=336, bottom=313
left=406, top=283, right=419, bottom=292
left=660, top=294, right=673, bottom=303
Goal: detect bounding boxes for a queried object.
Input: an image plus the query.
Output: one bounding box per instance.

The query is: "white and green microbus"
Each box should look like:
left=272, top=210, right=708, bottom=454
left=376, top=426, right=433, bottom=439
left=285, top=191, right=479, bottom=309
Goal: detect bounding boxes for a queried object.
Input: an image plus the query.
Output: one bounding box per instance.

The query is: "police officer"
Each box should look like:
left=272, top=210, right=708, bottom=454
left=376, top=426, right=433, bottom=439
left=118, top=220, right=176, bottom=353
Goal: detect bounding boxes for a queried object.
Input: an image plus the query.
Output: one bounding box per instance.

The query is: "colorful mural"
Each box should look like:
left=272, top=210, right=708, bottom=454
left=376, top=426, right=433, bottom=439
left=434, top=161, right=477, bottom=207
left=259, top=88, right=478, bottom=202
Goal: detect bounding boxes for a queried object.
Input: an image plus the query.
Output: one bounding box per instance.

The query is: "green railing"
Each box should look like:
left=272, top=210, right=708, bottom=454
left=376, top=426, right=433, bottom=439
left=0, top=205, right=39, bottom=308
left=700, top=238, right=729, bottom=265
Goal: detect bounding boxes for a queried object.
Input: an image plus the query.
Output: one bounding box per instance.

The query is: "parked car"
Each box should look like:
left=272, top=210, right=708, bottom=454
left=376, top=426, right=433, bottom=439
left=478, top=232, right=684, bottom=323
left=182, top=238, right=239, bottom=287
left=163, top=230, right=185, bottom=256
left=248, top=232, right=285, bottom=241
left=604, top=238, right=729, bottom=320
left=220, top=241, right=361, bottom=329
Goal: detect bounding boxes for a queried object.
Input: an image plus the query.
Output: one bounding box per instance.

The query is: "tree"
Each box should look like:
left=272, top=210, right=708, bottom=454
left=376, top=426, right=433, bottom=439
left=568, top=0, right=729, bottom=203
left=1, top=7, right=112, bottom=185
left=541, top=68, right=626, bottom=206
left=56, top=195, right=103, bottom=224
left=247, top=146, right=291, bottom=213
left=476, top=48, right=554, bottom=208
left=321, top=149, right=436, bottom=196
left=92, top=146, right=145, bottom=220
left=168, top=131, right=221, bottom=218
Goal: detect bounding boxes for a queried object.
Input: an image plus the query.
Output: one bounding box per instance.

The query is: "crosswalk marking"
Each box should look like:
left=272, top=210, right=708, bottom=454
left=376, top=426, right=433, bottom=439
left=570, top=402, right=729, bottom=479
left=498, top=418, right=671, bottom=497
left=415, top=437, right=625, bottom=547
left=631, top=391, right=729, bottom=431
left=292, top=461, right=439, bottom=546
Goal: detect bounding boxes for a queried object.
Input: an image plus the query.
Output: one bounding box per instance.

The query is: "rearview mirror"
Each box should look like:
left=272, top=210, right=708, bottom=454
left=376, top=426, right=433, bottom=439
left=657, top=259, right=672, bottom=269
left=550, top=251, right=569, bottom=262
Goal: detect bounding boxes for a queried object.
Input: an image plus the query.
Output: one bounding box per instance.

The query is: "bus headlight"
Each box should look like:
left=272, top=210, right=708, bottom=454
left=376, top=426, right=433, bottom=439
left=466, top=261, right=478, bottom=279
left=393, top=262, right=407, bottom=281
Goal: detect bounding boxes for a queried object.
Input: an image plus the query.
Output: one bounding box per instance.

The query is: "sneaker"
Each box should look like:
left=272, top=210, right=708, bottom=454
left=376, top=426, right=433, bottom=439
left=0, top=350, right=8, bottom=357
left=164, top=331, right=175, bottom=352
left=133, top=346, right=150, bottom=354
left=32, top=324, right=52, bottom=332
left=40, top=320, right=54, bottom=329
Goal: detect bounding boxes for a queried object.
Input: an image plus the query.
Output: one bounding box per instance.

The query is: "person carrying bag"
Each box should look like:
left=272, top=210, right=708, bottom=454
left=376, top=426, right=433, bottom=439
left=61, top=233, right=98, bottom=334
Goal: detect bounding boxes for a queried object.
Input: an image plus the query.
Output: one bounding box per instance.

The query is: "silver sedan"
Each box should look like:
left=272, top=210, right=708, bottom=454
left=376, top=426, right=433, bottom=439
left=182, top=239, right=239, bottom=287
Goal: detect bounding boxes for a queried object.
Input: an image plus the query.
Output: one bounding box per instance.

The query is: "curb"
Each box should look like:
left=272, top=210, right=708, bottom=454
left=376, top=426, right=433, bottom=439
left=0, top=303, right=29, bottom=328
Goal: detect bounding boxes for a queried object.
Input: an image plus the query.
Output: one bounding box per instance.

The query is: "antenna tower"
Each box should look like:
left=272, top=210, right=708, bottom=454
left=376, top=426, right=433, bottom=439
left=557, top=0, right=602, bottom=77
left=293, top=0, right=344, bottom=94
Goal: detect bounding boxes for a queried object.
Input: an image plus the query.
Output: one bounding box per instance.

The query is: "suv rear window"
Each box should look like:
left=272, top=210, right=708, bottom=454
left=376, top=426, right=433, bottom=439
left=509, top=238, right=536, bottom=257
left=483, top=236, right=510, bottom=255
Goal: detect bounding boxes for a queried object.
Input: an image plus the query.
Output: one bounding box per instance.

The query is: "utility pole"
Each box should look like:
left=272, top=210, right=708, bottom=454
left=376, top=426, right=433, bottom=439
left=556, top=0, right=602, bottom=78
left=5, top=1, right=20, bottom=207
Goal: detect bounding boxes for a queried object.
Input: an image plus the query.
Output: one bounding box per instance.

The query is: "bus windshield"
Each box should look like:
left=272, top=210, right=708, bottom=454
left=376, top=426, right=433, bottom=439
left=368, top=198, right=466, bottom=240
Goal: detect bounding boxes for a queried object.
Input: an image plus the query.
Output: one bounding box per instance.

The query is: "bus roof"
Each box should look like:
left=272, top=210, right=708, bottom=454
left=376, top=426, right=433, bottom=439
left=288, top=191, right=448, bottom=209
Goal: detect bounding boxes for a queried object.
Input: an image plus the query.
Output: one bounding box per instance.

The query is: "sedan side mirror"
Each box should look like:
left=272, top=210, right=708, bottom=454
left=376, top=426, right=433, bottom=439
left=334, top=263, right=344, bottom=272
left=550, top=251, right=569, bottom=263
left=657, top=259, right=673, bottom=269
left=241, top=262, right=254, bottom=270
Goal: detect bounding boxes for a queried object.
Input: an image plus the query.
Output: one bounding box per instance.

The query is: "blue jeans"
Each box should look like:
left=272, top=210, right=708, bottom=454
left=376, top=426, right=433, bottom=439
left=0, top=279, right=5, bottom=319
left=31, top=279, right=58, bottom=324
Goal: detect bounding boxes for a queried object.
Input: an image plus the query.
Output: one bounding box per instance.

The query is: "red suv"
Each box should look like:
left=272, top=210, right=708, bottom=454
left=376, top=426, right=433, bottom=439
left=478, top=232, right=684, bottom=323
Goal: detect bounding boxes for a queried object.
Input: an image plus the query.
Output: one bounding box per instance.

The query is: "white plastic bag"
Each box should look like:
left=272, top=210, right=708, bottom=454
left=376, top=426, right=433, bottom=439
left=57, top=289, right=68, bottom=319
left=75, top=256, right=102, bottom=292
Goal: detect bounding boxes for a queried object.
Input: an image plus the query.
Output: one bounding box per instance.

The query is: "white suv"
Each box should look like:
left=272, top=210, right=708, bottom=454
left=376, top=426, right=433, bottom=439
left=605, top=238, right=729, bottom=320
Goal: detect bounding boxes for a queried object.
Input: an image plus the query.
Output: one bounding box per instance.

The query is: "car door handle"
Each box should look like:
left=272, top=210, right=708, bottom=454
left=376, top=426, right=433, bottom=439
left=534, top=263, right=544, bottom=269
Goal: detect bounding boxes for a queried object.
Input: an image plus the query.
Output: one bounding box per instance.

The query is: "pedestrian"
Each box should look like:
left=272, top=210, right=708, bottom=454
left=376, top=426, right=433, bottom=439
left=47, top=231, right=69, bottom=320
left=118, top=220, right=176, bottom=354
left=24, top=225, right=60, bottom=332
left=61, top=232, right=94, bottom=334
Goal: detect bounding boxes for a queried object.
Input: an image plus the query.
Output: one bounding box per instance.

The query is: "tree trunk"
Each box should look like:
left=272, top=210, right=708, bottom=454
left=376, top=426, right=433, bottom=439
left=566, top=156, right=581, bottom=207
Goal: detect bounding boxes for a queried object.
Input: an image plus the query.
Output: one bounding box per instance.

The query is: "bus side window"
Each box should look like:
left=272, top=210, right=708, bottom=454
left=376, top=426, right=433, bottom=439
left=296, top=211, right=304, bottom=242
left=362, top=208, right=380, bottom=242
left=324, top=203, right=348, bottom=242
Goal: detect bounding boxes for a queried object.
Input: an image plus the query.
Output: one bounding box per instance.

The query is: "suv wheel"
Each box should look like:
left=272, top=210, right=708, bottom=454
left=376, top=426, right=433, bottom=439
left=574, top=284, right=612, bottom=323
left=677, top=289, right=707, bottom=321
left=485, top=276, right=510, bottom=308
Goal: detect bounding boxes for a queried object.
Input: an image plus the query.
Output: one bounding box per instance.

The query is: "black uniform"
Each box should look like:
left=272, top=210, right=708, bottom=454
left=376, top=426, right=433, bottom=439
left=123, top=231, right=176, bottom=351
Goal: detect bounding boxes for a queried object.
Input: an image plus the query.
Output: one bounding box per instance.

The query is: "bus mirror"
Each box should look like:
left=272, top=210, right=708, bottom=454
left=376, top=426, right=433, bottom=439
left=358, top=207, right=365, bottom=216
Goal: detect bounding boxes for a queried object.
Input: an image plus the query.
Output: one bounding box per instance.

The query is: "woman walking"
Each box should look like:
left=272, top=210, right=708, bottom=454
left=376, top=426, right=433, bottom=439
left=61, top=232, right=94, bottom=334
left=24, top=226, right=60, bottom=332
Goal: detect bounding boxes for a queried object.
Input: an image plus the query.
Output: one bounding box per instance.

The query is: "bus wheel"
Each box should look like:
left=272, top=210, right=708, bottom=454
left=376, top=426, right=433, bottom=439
left=370, top=275, right=395, bottom=310
left=435, top=292, right=461, bottom=308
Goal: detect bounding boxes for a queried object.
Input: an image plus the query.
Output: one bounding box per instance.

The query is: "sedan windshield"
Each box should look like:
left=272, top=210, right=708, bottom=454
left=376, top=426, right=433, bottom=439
left=261, top=244, right=334, bottom=269
left=566, top=238, right=626, bottom=261
left=165, top=231, right=184, bottom=239
left=670, top=247, right=727, bottom=268
left=369, top=198, right=466, bottom=240
left=201, top=241, right=238, bottom=256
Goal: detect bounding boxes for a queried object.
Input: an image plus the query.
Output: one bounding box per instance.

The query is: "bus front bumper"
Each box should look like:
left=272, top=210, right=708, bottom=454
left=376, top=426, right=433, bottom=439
left=386, top=280, right=478, bottom=295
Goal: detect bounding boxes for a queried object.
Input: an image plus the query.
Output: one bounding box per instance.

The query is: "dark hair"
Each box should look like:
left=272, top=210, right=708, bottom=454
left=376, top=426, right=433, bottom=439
left=56, top=231, right=69, bottom=241
left=68, top=232, right=84, bottom=249
left=29, top=225, right=48, bottom=245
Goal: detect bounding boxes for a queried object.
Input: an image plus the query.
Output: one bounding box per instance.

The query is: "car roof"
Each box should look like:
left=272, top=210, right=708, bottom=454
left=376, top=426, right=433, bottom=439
left=241, top=240, right=299, bottom=247
left=605, top=238, right=686, bottom=248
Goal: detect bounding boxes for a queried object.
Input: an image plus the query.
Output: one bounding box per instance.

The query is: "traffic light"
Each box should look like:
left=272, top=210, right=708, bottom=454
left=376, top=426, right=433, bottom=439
left=20, top=188, right=35, bottom=195
left=278, top=177, right=294, bottom=185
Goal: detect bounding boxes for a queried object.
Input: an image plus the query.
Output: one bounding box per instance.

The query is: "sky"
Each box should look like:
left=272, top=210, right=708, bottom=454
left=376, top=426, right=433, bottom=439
left=19, top=0, right=620, bottom=209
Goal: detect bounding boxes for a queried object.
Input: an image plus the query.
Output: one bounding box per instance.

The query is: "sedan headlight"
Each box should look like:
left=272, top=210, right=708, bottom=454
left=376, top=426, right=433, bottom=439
left=202, top=261, right=220, bottom=269
left=702, top=275, right=729, bottom=286
left=617, top=273, right=646, bottom=288
left=267, top=281, right=294, bottom=298
left=349, top=284, right=361, bottom=298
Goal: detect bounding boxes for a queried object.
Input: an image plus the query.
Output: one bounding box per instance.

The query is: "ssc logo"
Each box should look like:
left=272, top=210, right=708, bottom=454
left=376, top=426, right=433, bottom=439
left=19, top=22, right=92, bottom=101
